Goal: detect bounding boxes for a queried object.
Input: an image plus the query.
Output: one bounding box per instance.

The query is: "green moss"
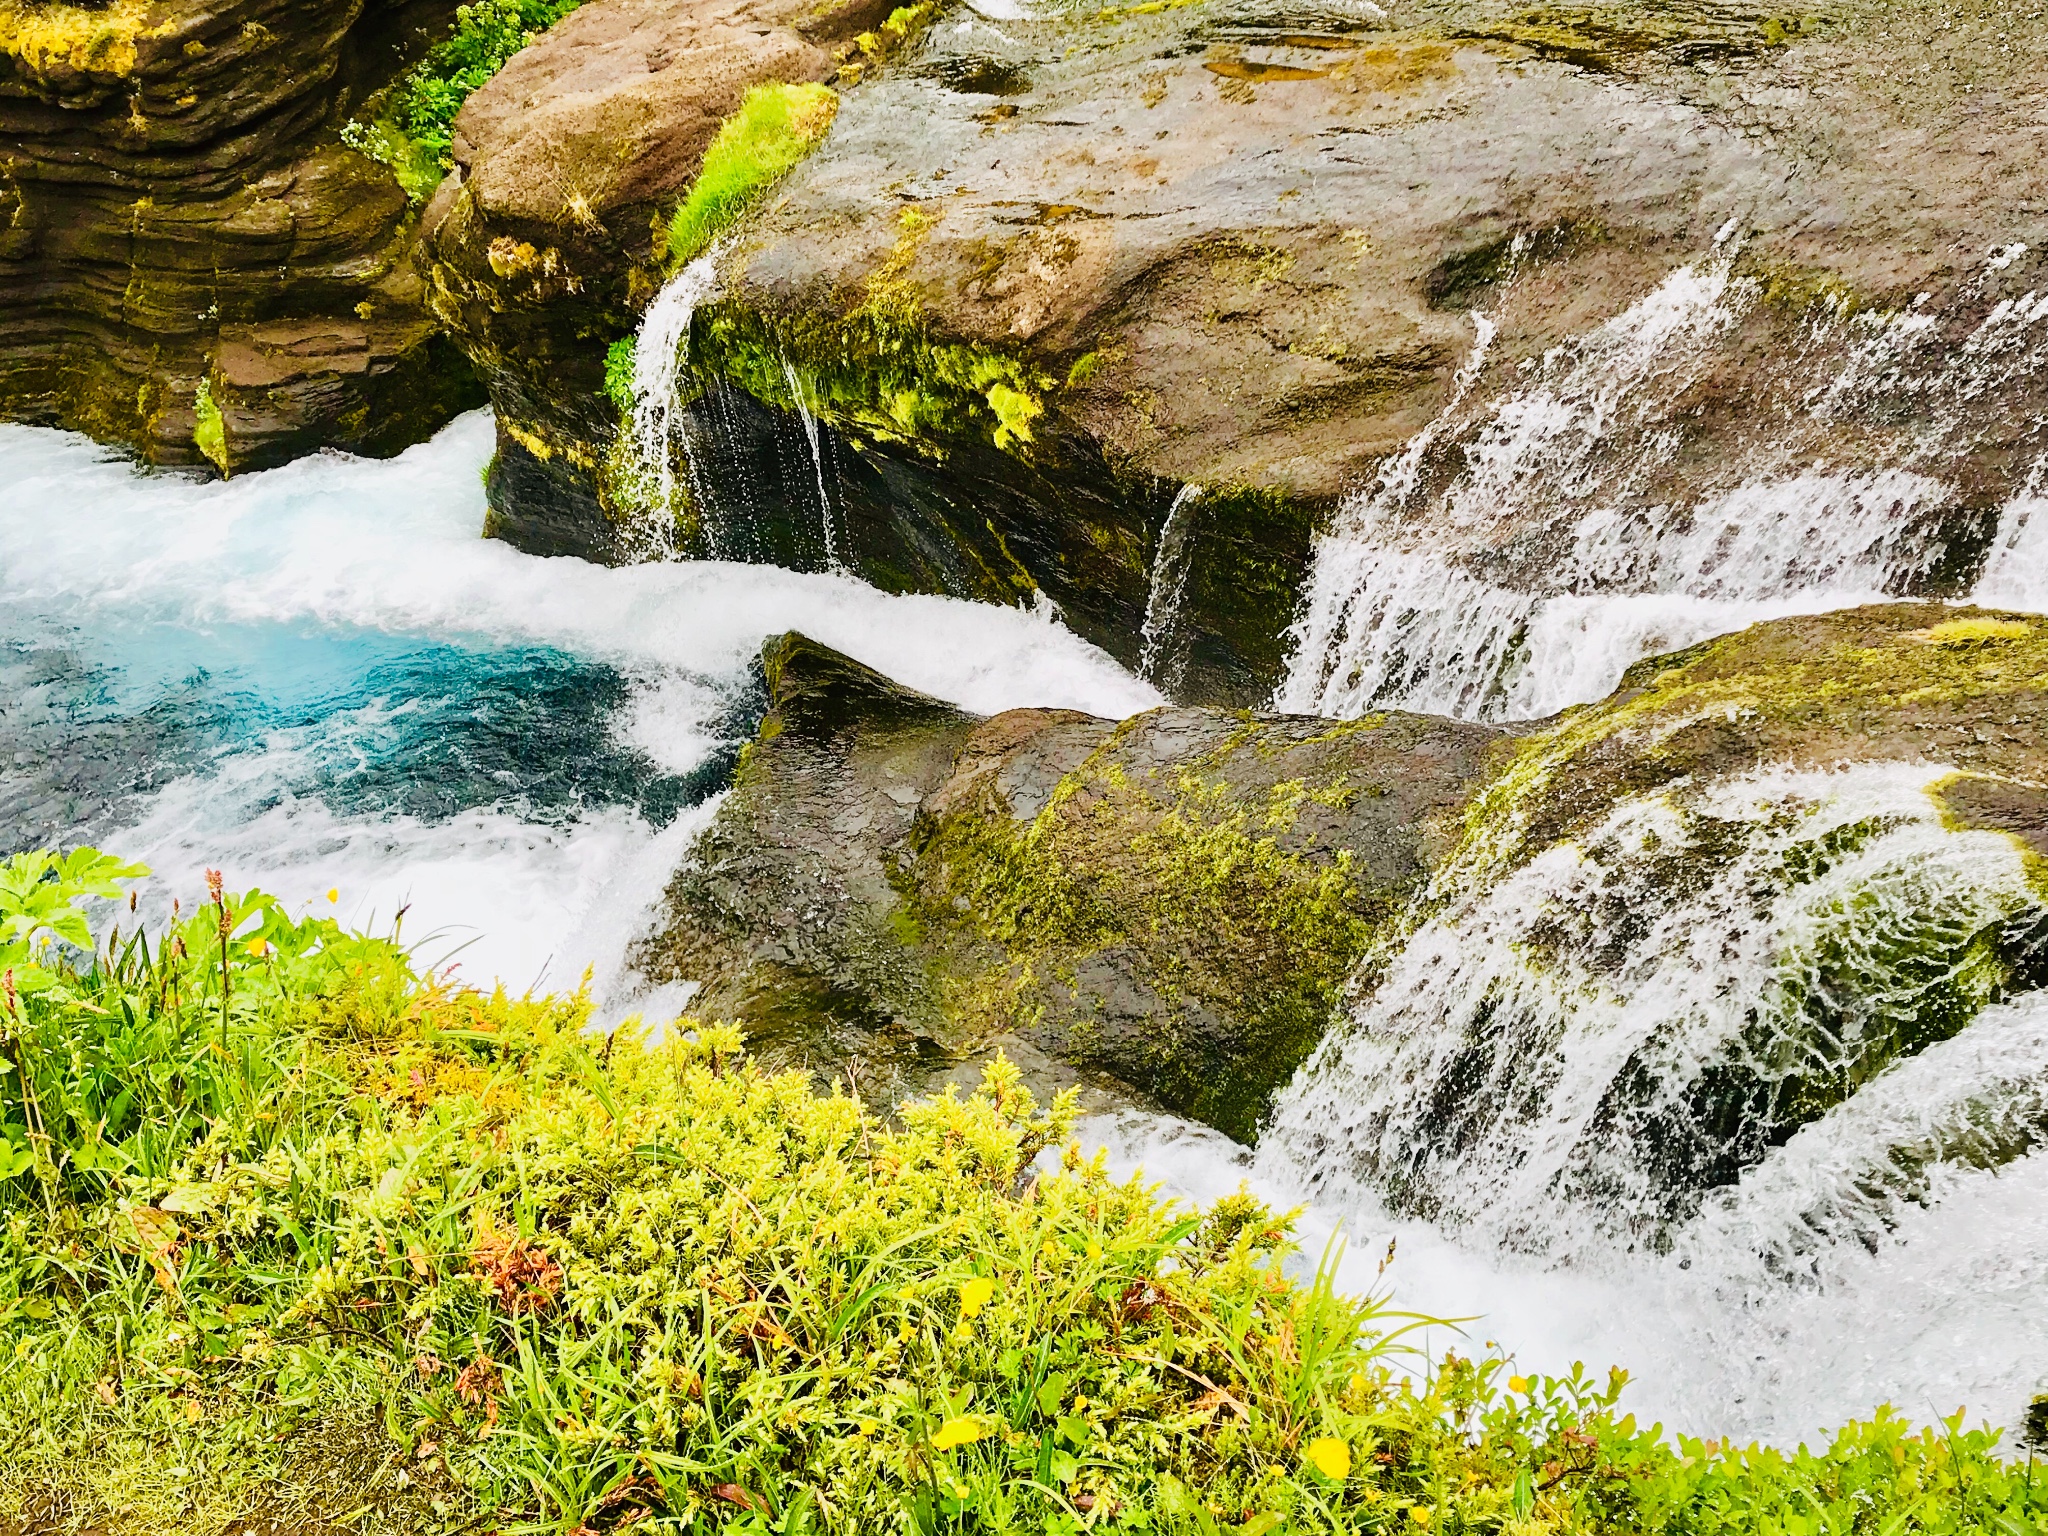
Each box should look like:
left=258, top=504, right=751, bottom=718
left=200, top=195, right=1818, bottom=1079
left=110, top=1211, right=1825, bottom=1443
left=693, top=212, right=1058, bottom=460
left=1455, top=605, right=2048, bottom=883
left=192, top=376, right=227, bottom=476
left=908, top=730, right=1380, bottom=1138
left=664, top=82, right=838, bottom=270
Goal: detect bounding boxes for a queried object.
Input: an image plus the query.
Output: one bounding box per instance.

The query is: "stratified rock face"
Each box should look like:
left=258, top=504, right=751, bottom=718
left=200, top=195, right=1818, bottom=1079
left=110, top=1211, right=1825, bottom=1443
left=415, top=0, right=890, bottom=555
left=0, top=0, right=482, bottom=470
left=634, top=630, right=1501, bottom=1138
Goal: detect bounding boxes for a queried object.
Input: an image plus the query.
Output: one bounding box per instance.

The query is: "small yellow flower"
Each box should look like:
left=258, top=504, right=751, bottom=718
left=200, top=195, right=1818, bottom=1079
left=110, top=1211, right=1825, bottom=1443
left=1409, top=1507, right=1433, bottom=1528
left=1508, top=1375, right=1530, bottom=1394
left=245, top=937, right=269, bottom=957
left=958, top=1275, right=995, bottom=1319
left=854, top=1418, right=878, bottom=1437
left=1086, top=1240, right=1103, bottom=1262
left=1304, top=1436, right=1351, bottom=1481
left=326, top=888, right=340, bottom=903
left=931, top=1417, right=990, bottom=1450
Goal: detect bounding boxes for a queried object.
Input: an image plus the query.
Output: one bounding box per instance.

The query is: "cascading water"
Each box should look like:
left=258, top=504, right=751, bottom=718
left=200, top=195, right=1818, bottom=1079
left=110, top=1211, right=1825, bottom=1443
left=1082, top=760, right=2048, bottom=1444
left=1277, top=241, right=2048, bottom=722
left=0, top=412, right=1160, bottom=1001
left=616, top=249, right=724, bottom=556
left=1136, top=483, right=1202, bottom=691
left=781, top=356, right=841, bottom=570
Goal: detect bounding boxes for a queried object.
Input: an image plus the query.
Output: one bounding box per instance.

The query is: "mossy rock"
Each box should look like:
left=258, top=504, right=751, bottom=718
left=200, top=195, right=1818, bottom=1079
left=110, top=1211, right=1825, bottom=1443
left=634, top=632, right=1502, bottom=1139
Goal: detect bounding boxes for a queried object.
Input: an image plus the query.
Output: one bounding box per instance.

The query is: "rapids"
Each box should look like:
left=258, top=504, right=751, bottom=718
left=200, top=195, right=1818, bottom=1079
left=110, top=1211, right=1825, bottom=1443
left=7, top=372, right=2046, bottom=1457
left=0, top=411, right=1157, bottom=1005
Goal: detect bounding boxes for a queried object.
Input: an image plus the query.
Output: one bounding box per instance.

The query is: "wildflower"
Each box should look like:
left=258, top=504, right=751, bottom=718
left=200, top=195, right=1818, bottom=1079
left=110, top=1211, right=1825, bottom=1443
left=958, top=1275, right=995, bottom=1319
left=327, top=888, right=339, bottom=903
left=931, top=1417, right=990, bottom=1450
left=1409, top=1507, right=1432, bottom=1527
left=245, top=937, right=268, bottom=958
left=1508, top=1375, right=1530, bottom=1394
left=1304, top=1437, right=1351, bottom=1481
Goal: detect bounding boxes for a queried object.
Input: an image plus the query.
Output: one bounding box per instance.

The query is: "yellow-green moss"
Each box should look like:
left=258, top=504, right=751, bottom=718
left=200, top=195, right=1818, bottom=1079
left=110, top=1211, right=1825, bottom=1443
left=907, top=726, right=1381, bottom=1137
left=694, top=209, right=1058, bottom=460
left=1456, top=605, right=2048, bottom=882
left=0, top=0, right=157, bottom=76
left=192, top=376, right=227, bottom=476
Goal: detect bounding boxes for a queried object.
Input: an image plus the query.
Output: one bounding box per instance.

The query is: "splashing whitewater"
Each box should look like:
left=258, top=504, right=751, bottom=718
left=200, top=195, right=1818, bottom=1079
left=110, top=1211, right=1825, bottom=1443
left=1277, top=242, right=2048, bottom=721
left=615, top=249, right=724, bottom=558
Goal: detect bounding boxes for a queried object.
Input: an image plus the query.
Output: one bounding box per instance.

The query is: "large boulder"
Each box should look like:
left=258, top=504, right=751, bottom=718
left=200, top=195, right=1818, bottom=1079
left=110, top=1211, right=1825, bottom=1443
left=447, top=0, right=2048, bottom=702
left=0, top=0, right=483, bottom=470
left=632, top=630, right=1502, bottom=1138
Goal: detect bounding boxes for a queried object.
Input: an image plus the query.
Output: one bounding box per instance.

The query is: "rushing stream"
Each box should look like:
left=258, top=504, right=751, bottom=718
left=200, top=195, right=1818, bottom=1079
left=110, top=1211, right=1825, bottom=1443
left=10, top=243, right=2048, bottom=1454
left=0, top=412, right=1156, bottom=1004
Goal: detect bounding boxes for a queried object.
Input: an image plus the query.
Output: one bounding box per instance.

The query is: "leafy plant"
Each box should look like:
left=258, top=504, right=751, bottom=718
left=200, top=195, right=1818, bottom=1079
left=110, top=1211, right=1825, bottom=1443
left=345, top=0, right=583, bottom=200
left=0, top=849, right=2040, bottom=1533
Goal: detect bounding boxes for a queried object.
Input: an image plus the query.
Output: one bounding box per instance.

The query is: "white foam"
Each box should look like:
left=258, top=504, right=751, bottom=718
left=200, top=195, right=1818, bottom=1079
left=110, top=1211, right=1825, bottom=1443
left=0, top=412, right=1159, bottom=998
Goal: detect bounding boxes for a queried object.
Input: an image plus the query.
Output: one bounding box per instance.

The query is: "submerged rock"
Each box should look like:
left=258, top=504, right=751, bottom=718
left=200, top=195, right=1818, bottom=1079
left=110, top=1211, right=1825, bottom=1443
left=634, top=629, right=1501, bottom=1138
left=0, top=0, right=484, bottom=470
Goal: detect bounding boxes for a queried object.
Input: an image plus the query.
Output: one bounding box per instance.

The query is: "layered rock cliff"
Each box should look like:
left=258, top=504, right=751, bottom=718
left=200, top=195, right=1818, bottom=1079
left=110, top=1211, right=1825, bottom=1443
left=0, top=0, right=482, bottom=471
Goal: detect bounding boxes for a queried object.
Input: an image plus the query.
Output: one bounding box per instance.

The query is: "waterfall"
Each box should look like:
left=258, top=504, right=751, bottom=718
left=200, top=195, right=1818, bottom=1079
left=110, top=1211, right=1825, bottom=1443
left=1276, top=245, right=2048, bottom=723
left=616, top=249, right=724, bottom=557
left=1256, top=762, right=2048, bottom=1260
left=782, top=355, right=840, bottom=570
left=1973, top=455, right=2048, bottom=609
left=1136, top=483, right=1202, bottom=691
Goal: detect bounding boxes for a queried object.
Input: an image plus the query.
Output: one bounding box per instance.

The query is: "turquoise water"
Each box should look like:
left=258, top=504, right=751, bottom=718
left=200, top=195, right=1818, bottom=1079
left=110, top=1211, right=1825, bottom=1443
left=0, top=410, right=1157, bottom=995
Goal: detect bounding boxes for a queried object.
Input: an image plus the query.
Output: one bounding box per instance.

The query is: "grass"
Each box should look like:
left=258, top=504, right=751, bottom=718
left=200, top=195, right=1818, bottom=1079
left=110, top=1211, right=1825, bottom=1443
left=0, top=845, right=2043, bottom=1532
left=664, top=83, right=839, bottom=271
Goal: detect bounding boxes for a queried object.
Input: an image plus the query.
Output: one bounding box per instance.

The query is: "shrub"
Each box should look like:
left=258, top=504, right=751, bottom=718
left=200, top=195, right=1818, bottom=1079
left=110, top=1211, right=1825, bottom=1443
left=0, top=848, right=2040, bottom=1532
left=665, top=83, right=839, bottom=270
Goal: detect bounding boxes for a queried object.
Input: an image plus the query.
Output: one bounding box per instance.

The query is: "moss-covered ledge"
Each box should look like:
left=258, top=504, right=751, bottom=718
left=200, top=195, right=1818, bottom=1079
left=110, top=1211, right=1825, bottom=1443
left=632, top=632, right=1501, bottom=1140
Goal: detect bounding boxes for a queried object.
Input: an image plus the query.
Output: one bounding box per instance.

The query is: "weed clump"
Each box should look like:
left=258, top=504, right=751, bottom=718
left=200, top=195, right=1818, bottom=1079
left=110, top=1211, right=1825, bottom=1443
left=0, top=848, right=2041, bottom=1532
left=665, top=82, right=839, bottom=270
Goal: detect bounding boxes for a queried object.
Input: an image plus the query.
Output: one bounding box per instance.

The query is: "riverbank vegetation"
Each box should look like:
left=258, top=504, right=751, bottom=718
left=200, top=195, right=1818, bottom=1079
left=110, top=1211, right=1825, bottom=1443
left=0, top=847, right=2041, bottom=1533
left=346, top=0, right=584, bottom=200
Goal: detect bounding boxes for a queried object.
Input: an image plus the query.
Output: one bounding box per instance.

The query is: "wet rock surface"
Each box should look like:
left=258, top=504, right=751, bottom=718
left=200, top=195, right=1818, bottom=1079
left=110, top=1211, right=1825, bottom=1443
left=415, top=0, right=890, bottom=555
left=445, top=0, right=2044, bottom=702
left=0, top=0, right=483, bottom=469
left=634, top=629, right=1502, bottom=1137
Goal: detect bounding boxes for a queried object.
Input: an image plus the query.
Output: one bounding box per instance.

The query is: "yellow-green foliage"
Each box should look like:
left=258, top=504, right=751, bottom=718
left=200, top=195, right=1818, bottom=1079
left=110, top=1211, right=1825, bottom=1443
left=665, top=82, right=838, bottom=270
left=0, top=850, right=2042, bottom=1532
left=910, top=725, right=1374, bottom=1136
left=0, top=0, right=155, bottom=75
left=696, top=209, right=1056, bottom=458
left=192, top=376, right=227, bottom=476
left=836, top=0, right=943, bottom=84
